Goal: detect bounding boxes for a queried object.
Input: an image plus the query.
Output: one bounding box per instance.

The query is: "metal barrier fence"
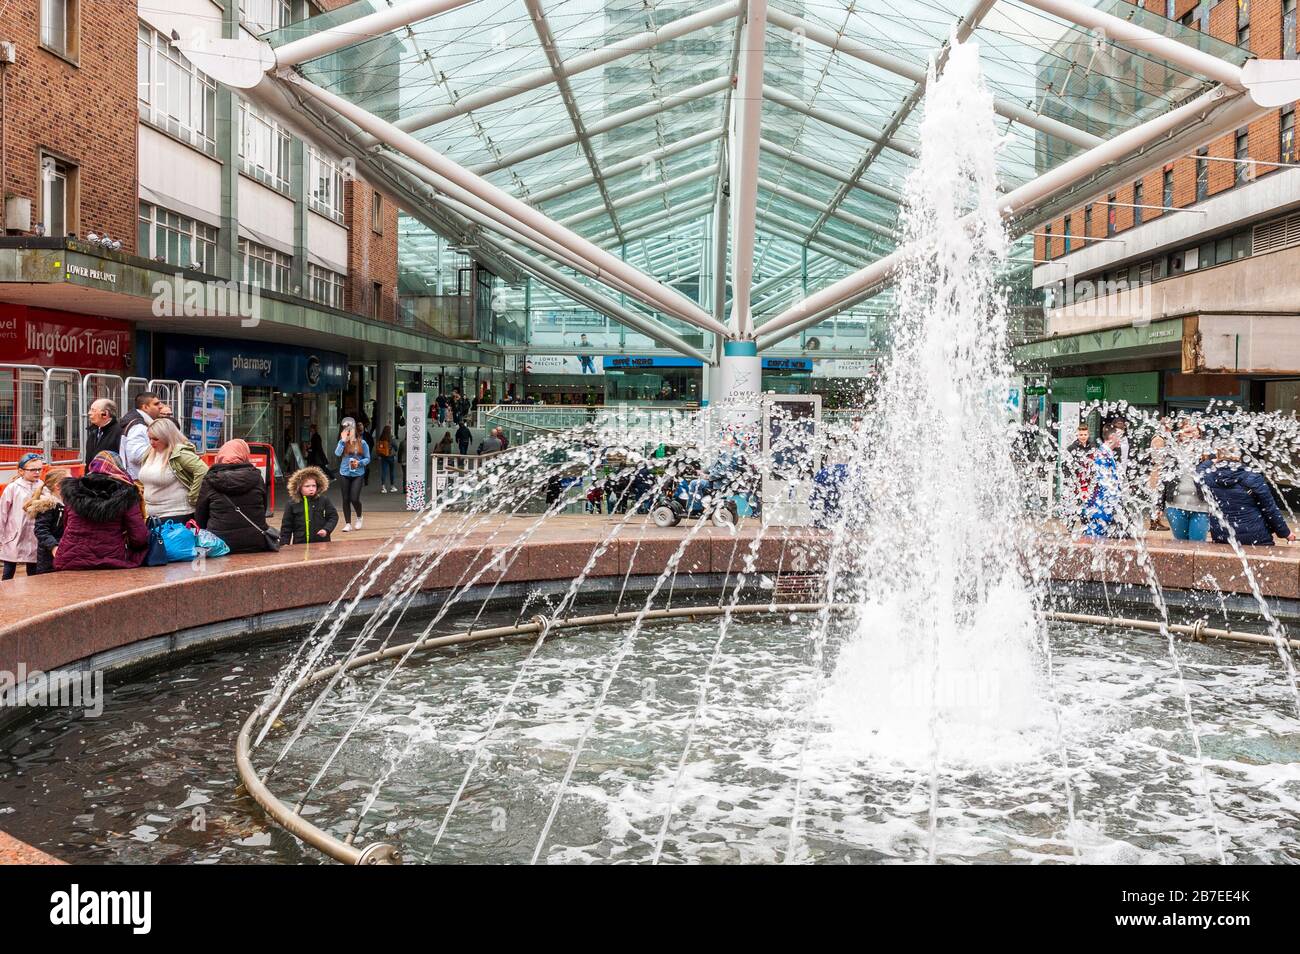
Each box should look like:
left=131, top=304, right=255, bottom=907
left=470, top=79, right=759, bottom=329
left=0, top=369, right=235, bottom=476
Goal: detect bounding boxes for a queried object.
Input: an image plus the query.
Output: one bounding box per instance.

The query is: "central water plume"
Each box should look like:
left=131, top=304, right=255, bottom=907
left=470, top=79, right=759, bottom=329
left=824, top=39, right=1047, bottom=766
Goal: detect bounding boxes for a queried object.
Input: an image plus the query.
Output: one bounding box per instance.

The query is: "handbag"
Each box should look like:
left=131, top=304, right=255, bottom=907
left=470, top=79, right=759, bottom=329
left=144, top=518, right=169, bottom=567
left=217, top=492, right=281, bottom=552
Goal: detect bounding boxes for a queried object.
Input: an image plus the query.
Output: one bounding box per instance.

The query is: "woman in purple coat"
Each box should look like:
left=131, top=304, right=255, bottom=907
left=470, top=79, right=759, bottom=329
left=54, top=452, right=150, bottom=571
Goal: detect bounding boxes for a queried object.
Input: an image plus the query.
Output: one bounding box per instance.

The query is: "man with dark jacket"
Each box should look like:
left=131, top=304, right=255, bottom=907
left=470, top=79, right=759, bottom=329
left=455, top=421, right=472, bottom=455
left=85, top=399, right=123, bottom=464
left=1200, top=453, right=1295, bottom=547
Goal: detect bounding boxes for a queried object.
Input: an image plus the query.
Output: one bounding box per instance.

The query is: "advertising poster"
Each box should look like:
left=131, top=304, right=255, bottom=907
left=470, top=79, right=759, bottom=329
left=187, top=386, right=227, bottom=453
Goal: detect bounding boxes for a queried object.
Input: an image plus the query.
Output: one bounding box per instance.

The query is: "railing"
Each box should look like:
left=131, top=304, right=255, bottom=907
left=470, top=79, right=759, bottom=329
left=477, top=403, right=699, bottom=434
left=0, top=371, right=236, bottom=477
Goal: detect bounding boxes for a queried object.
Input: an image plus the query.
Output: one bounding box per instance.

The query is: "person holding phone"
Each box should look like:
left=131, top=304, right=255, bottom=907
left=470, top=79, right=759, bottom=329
left=335, top=419, right=370, bottom=532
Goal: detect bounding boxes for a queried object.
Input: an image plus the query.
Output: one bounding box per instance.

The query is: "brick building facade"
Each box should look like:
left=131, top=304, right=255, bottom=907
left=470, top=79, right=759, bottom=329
left=1034, top=0, right=1299, bottom=265
left=0, top=1, right=138, bottom=247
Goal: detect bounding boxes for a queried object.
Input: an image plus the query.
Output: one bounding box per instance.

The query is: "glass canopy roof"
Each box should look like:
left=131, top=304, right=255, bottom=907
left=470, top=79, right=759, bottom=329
left=265, top=0, right=1248, bottom=347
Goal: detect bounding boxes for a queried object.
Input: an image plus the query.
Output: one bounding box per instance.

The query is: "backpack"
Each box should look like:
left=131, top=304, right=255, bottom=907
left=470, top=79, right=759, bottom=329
left=375, top=437, right=391, bottom=457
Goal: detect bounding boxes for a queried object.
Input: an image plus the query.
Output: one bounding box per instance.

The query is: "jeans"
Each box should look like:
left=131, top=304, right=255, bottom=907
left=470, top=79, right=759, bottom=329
left=1167, top=507, right=1209, bottom=542
left=380, top=455, right=396, bottom=486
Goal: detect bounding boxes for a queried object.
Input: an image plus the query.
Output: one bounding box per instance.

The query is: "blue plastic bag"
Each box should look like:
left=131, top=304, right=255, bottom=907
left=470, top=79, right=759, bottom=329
left=159, top=520, right=196, bottom=562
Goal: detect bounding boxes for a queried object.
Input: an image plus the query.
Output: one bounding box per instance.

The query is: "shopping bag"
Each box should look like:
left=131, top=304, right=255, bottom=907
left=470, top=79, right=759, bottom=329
left=159, top=520, right=197, bottom=562
left=185, top=520, right=230, bottom=558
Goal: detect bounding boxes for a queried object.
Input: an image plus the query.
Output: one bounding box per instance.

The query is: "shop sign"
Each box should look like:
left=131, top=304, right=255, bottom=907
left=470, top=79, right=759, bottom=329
left=601, top=355, right=702, bottom=370
left=761, top=357, right=812, bottom=372
left=1085, top=377, right=1105, bottom=400
left=159, top=334, right=345, bottom=393
left=0, top=303, right=131, bottom=372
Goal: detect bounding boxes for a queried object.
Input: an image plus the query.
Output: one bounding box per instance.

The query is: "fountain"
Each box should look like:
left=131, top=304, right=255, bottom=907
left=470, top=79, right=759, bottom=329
left=3, top=37, right=1300, bottom=866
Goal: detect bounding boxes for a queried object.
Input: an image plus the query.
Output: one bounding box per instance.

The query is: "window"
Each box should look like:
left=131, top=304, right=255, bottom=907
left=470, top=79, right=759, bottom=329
left=40, top=154, right=76, bottom=238
left=1043, top=222, right=1052, bottom=257
left=1063, top=214, right=1072, bottom=253
left=137, top=25, right=217, bottom=154
left=1286, top=0, right=1297, bottom=59
left=308, top=148, right=345, bottom=222
left=1083, top=205, right=1092, bottom=242
left=1196, top=148, right=1209, bottom=201
left=1235, top=129, right=1250, bottom=183
left=239, top=99, right=291, bottom=192
left=308, top=264, right=345, bottom=309
left=138, top=203, right=217, bottom=271
left=372, top=281, right=383, bottom=319
left=1238, top=0, right=1251, bottom=47
left=239, top=239, right=291, bottom=292
left=1133, top=181, right=1144, bottom=224
left=1162, top=169, right=1174, bottom=208
left=371, top=193, right=383, bottom=233
left=240, top=0, right=292, bottom=34
left=40, top=0, right=78, bottom=61
left=1283, top=109, right=1296, bottom=166
left=1106, top=194, right=1117, bottom=236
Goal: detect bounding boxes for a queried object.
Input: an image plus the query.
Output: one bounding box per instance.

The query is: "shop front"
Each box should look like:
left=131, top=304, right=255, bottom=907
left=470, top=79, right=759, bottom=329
left=157, top=334, right=346, bottom=469
left=601, top=355, right=702, bottom=404
left=761, top=357, right=813, bottom=395
left=523, top=354, right=605, bottom=405
left=0, top=303, right=133, bottom=461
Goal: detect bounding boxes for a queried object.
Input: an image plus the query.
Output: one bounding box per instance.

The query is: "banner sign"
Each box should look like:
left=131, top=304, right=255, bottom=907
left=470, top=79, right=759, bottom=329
left=811, top=358, right=874, bottom=379
left=405, top=391, right=427, bottom=510
left=524, top=354, right=600, bottom=375
left=0, top=303, right=131, bottom=372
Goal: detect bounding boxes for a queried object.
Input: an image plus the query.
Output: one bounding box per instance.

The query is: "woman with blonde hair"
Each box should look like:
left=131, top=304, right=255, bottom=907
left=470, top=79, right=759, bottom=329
left=141, top=417, right=209, bottom=525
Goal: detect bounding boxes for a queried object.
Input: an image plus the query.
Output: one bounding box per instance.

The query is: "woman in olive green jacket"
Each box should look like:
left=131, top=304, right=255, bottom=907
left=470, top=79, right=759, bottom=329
left=141, top=418, right=210, bottom=524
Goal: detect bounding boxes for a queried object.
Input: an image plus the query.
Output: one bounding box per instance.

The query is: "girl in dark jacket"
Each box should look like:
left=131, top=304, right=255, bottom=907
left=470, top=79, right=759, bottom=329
left=196, top=439, right=271, bottom=553
left=1199, top=454, right=1295, bottom=547
left=54, top=453, right=150, bottom=571
left=280, top=466, right=339, bottom=544
left=25, top=468, right=69, bottom=574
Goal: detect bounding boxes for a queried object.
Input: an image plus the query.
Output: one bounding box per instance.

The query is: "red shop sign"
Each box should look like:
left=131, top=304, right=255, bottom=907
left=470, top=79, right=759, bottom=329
left=0, top=303, right=132, bottom=373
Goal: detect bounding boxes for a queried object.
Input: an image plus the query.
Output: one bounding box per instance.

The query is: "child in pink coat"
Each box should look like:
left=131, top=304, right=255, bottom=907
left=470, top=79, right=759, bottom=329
left=0, top=453, right=48, bottom=579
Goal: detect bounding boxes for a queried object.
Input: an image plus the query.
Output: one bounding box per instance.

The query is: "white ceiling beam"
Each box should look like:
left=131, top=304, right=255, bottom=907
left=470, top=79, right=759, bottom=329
left=282, top=72, right=731, bottom=338
left=727, top=0, right=767, bottom=338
